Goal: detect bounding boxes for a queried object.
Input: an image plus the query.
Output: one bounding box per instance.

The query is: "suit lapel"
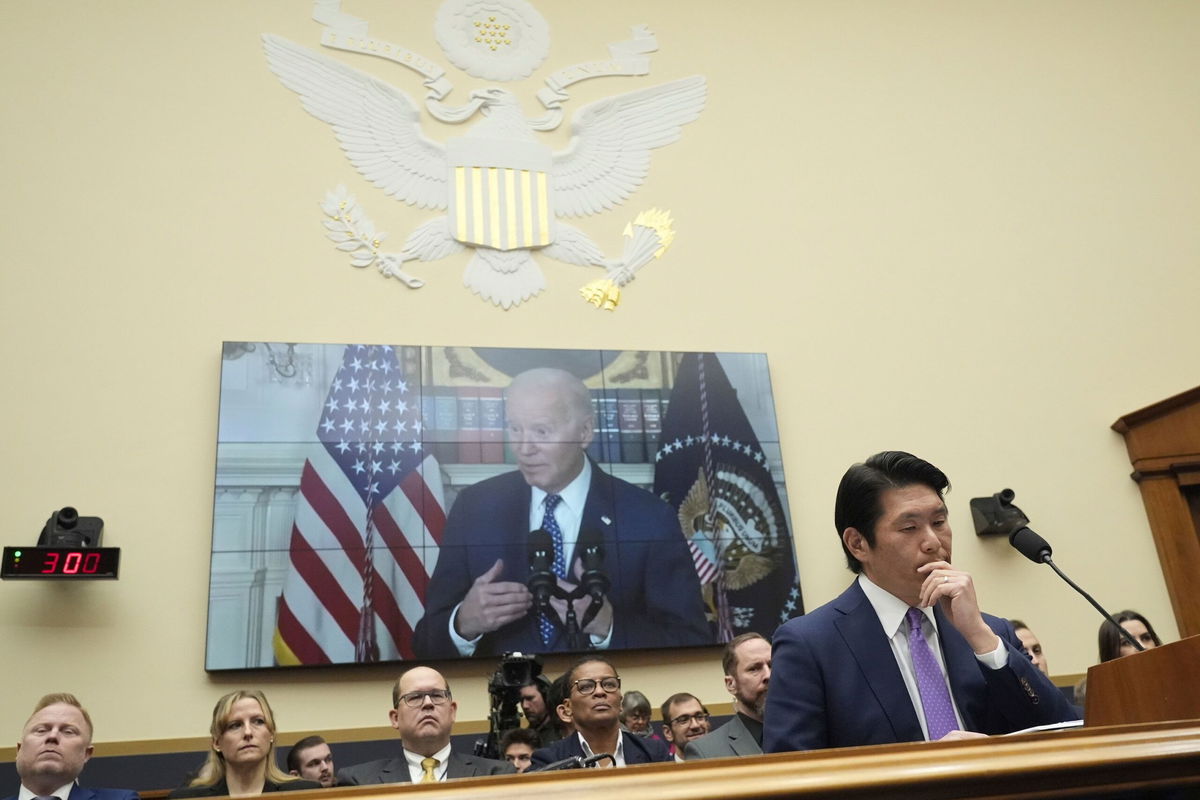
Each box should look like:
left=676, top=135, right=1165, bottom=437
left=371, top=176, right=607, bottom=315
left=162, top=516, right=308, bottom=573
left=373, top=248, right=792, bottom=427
left=382, top=756, right=411, bottom=783
left=68, top=786, right=94, bottom=800
left=727, top=716, right=760, bottom=757
left=576, top=462, right=617, bottom=567
left=833, top=581, right=923, bottom=742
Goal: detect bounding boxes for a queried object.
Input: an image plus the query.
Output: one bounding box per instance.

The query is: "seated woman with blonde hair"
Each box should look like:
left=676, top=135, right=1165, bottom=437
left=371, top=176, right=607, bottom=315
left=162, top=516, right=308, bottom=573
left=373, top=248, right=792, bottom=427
left=169, top=690, right=319, bottom=797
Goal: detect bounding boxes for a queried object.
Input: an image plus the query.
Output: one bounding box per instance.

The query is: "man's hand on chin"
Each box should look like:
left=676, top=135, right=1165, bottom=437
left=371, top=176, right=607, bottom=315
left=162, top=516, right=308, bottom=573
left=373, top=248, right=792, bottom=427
left=917, top=560, right=1001, bottom=654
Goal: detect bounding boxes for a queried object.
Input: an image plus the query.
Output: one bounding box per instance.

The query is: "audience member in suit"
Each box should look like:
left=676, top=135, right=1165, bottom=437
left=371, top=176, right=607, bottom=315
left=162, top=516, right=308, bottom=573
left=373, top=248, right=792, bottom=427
left=168, top=690, right=318, bottom=797
left=1099, top=609, right=1163, bottom=662
left=413, top=367, right=710, bottom=658
left=337, top=667, right=512, bottom=785
left=684, top=633, right=771, bottom=759
left=285, top=735, right=336, bottom=787
left=6, top=693, right=138, bottom=800
left=530, top=657, right=671, bottom=769
left=659, top=694, right=710, bottom=762
left=764, top=451, right=1080, bottom=753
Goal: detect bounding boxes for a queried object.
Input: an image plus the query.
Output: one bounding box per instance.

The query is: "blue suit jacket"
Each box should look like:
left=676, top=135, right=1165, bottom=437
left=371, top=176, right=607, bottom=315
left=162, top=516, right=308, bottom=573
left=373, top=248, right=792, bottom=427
left=763, top=580, right=1080, bottom=752
left=4, top=786, right=139, bottom=800
left=414, top=464, right=710, bottom=658
left=530, top=731, right=671, bottom=769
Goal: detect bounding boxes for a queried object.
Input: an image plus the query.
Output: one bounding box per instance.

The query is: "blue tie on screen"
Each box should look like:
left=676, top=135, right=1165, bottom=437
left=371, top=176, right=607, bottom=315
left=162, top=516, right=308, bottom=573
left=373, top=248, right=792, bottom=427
left=539, top=494, right=567, bottom=644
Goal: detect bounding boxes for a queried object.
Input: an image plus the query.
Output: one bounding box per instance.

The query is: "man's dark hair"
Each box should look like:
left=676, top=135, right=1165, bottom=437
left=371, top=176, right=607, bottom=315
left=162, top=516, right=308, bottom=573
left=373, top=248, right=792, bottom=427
left=499, top=726, right=540, bottom=754
left=524, top=674, right=551, bottom=702
left=285, top=735, right=327, bottom=773
left=722, top=632, right=769, bottom=676
left=660, top=692, right=705, bottom=725
left=1009, top=619, right=1029, bottom=631
left=834, top=450, right=950, bottom=573
left=564, top=655, right=617, bottom=688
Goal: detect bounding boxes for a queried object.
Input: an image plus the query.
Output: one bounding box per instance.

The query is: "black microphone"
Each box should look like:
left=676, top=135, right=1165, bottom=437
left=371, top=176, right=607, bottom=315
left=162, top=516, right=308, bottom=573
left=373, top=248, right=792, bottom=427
left=527, top=528, right=556, bottom=610
left=576, top=528, right=610, bottom=604
left=529, top=756, right=585, bottom=772
left=581, top=753, right=614, bottom=767
left=1008, top=525, right=1144, bottom=653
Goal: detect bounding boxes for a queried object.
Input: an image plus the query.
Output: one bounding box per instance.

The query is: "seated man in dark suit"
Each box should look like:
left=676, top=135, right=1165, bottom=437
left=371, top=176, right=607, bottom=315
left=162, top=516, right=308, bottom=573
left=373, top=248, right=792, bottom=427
left=684, top=632, right=771, bottom=759
left=530, top=657, right=671, bottom=769
left=337, top=667, right=512, bottom=784
left=7, top=694, right=138, bottom=800
left=764, top=451, right=1080, bottom=753
left=414, top=367, right=709, bottom=658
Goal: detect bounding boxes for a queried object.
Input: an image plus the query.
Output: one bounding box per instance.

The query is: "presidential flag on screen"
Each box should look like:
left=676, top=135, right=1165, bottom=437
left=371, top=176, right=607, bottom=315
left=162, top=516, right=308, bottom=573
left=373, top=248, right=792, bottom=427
left=273, top=344, right=445, bottom=665
left=652, top=352, right=802, bottom=642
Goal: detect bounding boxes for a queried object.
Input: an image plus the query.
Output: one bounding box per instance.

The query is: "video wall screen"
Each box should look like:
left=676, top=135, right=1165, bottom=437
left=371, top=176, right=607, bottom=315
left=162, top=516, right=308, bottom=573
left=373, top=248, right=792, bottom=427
left=208, top=344, right=802, bottom=669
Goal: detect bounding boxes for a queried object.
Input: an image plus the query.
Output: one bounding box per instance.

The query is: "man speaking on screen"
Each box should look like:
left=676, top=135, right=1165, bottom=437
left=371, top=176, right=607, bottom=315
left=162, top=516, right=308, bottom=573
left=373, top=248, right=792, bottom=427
left=414, top=367, right=710, bottom=658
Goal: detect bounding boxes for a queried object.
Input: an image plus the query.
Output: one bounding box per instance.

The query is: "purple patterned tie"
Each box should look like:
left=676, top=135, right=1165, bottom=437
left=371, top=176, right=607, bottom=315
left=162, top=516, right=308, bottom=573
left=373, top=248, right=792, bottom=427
left=538, top=494, right=567, bottom=645
left=906, top=606, right=957, bottom=740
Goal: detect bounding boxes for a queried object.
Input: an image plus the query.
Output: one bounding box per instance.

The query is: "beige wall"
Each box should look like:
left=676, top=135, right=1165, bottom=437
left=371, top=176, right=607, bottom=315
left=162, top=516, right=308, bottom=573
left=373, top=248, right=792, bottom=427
left=1, top=0, right=1196, bottom=746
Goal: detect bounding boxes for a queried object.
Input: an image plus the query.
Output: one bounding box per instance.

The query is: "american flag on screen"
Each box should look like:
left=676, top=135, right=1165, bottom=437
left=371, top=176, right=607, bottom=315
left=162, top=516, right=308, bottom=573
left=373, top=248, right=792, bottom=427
left=273, top=344, right=445, bottom=665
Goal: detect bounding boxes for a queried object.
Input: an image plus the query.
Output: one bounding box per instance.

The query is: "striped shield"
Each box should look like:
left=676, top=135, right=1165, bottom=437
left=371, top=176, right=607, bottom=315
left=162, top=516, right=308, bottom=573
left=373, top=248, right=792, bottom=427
left=446, top=137, right=554, bottom=250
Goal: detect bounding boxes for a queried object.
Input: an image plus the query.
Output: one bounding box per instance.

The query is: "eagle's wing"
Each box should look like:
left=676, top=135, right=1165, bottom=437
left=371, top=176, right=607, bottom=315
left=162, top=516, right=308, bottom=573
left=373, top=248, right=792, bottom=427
left=551, top=76, right=706, bottom=218
left=263, top=34, right=448, bottom=210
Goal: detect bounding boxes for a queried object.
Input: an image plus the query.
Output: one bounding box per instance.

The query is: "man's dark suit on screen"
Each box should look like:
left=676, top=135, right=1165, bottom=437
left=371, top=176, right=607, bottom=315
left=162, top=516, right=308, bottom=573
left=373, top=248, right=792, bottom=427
left=683, top=714, right=761, bottom=759
left=336, top=752, right=511, bottom=785
left=530, top=731, right=671, bottom=769
left=414, top=464, right=710, bottom=658
left=4, top=787, right=139, bottom=800
left=763, top=580, right=1080, bottom=753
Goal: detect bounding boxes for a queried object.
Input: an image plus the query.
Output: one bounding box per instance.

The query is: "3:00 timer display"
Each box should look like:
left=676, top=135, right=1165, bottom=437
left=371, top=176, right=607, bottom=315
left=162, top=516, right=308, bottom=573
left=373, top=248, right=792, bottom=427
left=1, top=547, right=120, bottom=579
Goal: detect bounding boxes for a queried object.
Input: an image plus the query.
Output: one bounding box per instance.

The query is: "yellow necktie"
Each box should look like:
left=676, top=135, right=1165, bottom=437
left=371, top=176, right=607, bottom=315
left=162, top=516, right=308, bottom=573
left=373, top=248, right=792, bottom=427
left=420, top=756, right=439, bottom=783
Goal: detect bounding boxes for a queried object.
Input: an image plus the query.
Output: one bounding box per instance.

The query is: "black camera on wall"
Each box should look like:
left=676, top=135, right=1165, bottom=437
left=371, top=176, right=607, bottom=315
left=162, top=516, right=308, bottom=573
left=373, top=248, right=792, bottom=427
left=970, top=489, right=1029, bottom=538
left=38, top=507, right=104, bottom=547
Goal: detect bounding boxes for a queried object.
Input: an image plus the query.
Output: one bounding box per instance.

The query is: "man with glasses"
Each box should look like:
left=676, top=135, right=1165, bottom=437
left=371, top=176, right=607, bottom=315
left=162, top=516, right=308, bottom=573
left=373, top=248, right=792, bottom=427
left=659, top=694, right=711, bottom=762
left=530, top=657, right=671, bottom=769
left=337, top=667, right=513, bottom=784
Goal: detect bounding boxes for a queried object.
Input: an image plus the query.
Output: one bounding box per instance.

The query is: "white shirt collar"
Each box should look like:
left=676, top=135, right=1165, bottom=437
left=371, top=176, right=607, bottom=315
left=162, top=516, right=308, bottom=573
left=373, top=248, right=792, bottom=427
left=576, top=728, right=625, bottom=767
left=19, top=781, right=76, bottom=800
left=530, top=457, right=591, bottom=513
left=857, top=573, right=938, bottom=638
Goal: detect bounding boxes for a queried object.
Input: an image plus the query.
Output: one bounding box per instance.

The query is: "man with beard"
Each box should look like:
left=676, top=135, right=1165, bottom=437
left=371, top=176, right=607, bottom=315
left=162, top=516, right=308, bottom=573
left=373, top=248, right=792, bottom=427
left=530, top=657, right=671, bottom=768
left=659, top=694, right=711, bottom=762
left=684, top=633, right=771, bottom=759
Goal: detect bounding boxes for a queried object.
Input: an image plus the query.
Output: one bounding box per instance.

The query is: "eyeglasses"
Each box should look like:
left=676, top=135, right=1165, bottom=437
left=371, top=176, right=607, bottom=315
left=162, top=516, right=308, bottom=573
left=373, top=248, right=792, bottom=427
left=396, top=689, right=452, bottom=708
left=572, top=676, right=621, bottom=695
left=669, top=712, right=710, bottom=727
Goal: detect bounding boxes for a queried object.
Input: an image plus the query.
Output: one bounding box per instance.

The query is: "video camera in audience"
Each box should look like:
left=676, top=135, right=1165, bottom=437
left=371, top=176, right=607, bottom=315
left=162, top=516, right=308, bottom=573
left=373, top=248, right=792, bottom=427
left=475, top=651, right=543, bottom=759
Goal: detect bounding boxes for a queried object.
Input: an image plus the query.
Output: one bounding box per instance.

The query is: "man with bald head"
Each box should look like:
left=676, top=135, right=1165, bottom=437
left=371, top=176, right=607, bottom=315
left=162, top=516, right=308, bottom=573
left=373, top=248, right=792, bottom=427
left=336, top=667, right=511, bottom=784
left=6, top=694, right=138, bottom=800
left=415, top=367, right=709, bottom=658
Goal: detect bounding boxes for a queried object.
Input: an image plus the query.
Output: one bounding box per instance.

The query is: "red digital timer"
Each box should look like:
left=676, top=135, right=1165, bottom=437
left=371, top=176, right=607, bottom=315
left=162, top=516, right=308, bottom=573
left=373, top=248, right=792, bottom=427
left=1, top=546, right=120, bottom=579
